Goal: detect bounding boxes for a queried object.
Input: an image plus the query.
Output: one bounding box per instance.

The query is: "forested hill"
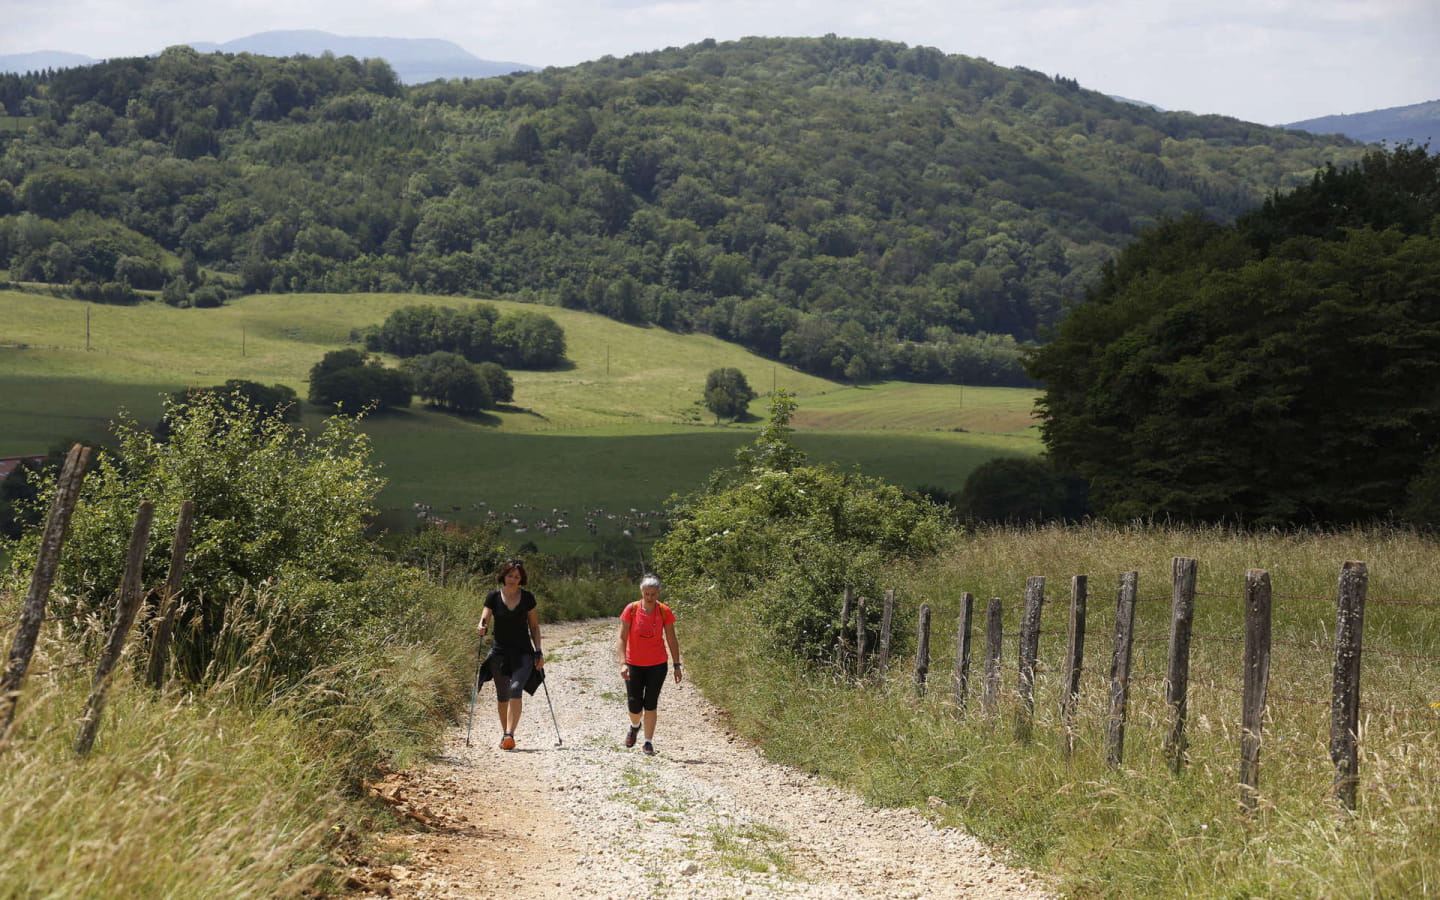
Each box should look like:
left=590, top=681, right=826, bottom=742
left=0, top=37, right=1365, bottom=385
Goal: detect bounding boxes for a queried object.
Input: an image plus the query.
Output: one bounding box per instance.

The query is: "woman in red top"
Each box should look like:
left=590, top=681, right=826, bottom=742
left=616, top=574, right=682, bottom=756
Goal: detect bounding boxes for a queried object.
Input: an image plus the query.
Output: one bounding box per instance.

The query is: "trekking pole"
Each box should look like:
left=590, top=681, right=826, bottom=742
left=541, top=679, right=563, bottom=747
left=465, top=643, right=482, bottom=747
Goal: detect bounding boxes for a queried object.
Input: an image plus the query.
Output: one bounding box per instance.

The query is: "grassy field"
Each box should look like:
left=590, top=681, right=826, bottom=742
left=688, top=523, right=1440, bottom=898
left=0, top=290, right=1040, bottom=552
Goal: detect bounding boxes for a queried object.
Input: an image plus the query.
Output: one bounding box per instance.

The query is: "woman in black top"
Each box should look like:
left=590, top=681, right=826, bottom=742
left=476, top=559, right=545, bottom=750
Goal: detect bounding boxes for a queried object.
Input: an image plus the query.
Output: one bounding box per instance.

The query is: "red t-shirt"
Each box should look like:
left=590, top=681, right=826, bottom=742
left=621, top=601, right=675, bottom=666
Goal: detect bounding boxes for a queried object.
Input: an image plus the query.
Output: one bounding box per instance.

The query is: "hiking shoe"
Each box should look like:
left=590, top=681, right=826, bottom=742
left=642, top=741, right=655, bottom=756
left=624, top=725, right=640, bottom=748
left=500, top=733, right=516, bottom=750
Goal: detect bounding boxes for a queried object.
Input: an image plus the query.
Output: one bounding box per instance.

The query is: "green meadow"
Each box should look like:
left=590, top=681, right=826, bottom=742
left=0, top=289, right=1039, bottom=552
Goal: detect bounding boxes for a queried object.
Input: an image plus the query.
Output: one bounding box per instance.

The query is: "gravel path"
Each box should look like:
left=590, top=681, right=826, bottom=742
left=347, top=620, right=1054, bottom=899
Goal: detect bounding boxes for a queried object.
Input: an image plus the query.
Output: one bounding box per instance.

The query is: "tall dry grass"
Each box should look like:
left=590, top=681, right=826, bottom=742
left=686, top=523, right=1440, bottom=898
left=0, top=573, right=479, bottom=899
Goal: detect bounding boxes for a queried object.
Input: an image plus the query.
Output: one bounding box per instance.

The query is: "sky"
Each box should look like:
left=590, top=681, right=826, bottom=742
left=2, top=0, right=1437, bottom=125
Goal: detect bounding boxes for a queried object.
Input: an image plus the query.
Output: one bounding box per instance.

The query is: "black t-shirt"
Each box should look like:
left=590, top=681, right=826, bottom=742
left=485, top=588, right=537, bottom=652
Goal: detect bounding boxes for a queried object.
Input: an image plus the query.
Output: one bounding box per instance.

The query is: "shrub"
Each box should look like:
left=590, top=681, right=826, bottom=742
left=655, top=392, right=948, bottom=660
left=4, top=392, right=385, bottom=682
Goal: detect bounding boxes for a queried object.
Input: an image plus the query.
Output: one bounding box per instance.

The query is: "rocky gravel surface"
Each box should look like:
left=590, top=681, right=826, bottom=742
left=348, top=620, right=1054, bottom=899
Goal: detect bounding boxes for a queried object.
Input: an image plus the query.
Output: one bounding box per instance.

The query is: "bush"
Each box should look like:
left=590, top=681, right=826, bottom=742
left=4, top=392, right=385, bottom=682
left=655, top=392, right=948, bottom=660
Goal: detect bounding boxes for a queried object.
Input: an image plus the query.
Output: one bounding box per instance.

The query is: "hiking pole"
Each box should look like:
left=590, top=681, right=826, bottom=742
left=541, top=678, right=563, bottom=747
left=465, top=643, right=482, bottom=747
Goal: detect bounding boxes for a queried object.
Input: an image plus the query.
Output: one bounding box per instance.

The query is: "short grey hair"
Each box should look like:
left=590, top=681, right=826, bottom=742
left=640, top=574, right=663, bottom=591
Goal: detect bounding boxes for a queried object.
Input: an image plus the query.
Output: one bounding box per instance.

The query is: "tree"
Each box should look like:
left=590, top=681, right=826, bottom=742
left=953, top=457, right=1085, bottom=524
left=406, top=351, right=492, bottom=413
left=308, top=349, right=412, bottom=412
left=494, top=310, right=566, bottom=368
left=702, top=367, right=756, bottom=423
left=1027, top=147, right=1440, bottom=526
left=3, top=393, right=383, bottom=681
left=157, top=380, right=300, bottom=440
left=654, top=391, right=946, bottom=660
left=476, top=361, right=514, bottom=404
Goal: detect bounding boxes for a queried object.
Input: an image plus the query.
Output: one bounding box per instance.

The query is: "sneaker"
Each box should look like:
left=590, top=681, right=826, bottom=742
left=624, top=725, right=640, bottom=748
left=500, top=733, right=516, bottom=750
left=642, top=741, right=655, bottom=756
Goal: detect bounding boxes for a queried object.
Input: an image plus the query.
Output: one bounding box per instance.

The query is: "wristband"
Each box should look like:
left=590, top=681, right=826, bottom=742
left=673, top=662, right=682, bottom=669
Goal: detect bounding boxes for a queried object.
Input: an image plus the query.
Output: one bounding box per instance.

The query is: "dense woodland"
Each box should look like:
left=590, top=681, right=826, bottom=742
left=0, top=36, right=1365, bottom=384
left=1027, top=146, right=1440, bottom=527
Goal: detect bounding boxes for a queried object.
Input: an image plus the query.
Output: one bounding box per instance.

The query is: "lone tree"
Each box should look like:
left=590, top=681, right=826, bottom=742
left=703, top=368, right=756, bottom=422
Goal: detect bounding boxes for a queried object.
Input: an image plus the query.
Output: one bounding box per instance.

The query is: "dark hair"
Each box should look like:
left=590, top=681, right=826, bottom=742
left=496, top=558, right=528, bottom=586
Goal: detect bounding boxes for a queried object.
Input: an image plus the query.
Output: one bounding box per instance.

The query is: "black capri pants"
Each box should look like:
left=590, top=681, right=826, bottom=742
left=626, top=662, right=669, bottom=713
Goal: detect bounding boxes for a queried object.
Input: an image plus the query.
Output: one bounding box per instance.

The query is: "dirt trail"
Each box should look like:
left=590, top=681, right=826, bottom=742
left=347, top=620, right=1054, bottom=899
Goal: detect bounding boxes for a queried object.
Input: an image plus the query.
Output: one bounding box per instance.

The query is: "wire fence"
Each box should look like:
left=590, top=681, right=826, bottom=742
left=834, top=558, right=1440, bottom=812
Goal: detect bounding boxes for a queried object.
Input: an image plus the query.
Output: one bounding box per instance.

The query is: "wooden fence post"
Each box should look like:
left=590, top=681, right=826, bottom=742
left=76, top=500, right=155, bottom=755
left=146, top=499, right=195, bottom=690
left=983, top=597, right=1003, bottom=717
left=1106, top=571, right=1139, bottom=767
left=877, top=589, right=896, bottom=682
left=1164, top=557, right=1198, bottom=774
left=835, top=587, right=854, bottom=673
left=914, top=603, right=931, bottom=696
left=854, top=596, right=867, bottom=680
left=1239, top=569, right=1272, bottom=812
left=0, top=444, right=92, bottom=737
left=1330, top=561, right=1366, bottom=812
left=1015, top=576, right=1045, bottom=742
left=954, top=592, right=974, bottom=713
left=1060, top=575, right=1088, bottom=758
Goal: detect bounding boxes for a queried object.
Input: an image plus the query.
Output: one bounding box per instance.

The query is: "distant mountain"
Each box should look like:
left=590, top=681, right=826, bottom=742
left=1285, top=99, right=1440, bottom=149
left=184, top=30, right=536, bottom=83
left=0, top=30, right=534, bottom=84
left=0, top=50, right=99, bottom=74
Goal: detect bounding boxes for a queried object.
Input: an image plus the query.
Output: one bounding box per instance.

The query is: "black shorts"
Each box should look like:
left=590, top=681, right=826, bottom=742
left=626, top=662, right=668, bottom=713
left=487, top=652, right=535, bottom=703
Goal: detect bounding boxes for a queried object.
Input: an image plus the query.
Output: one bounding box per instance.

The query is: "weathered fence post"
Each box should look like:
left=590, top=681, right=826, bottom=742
left=1239, top=568, right=1273, bottom=812
left=1106, top=571, right=1139, bottom=767
left=1015, top=576, right=1045, bottom=742
left=854, top=596, right=867, bottom=680
left=1164, top=557, right=1198, bottom=774
left=0, top=444, right=91, bottom=738
left=76, top=500, right=155, bottom=755
left=954, top=592, right=974, bottom=713
left=1330, top=561, right=1366, bottom=812
left=1060, top=575, right=1088, bottom=758
left=877, top=589, right=896, bottom=682
left=146, top=499, right=195, bottom=690
left=983, top=597, right=1003, bottom=717
left=914, top=603, right=931, bottom=696
left=835, top=587, right=854, bottom=673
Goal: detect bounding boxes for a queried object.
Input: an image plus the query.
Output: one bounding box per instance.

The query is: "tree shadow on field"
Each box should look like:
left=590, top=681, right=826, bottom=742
left=494, top=403, right=548, bottom=421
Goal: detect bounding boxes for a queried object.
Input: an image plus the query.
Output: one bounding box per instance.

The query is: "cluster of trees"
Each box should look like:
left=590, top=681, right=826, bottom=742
left=362, top=303, right=567, bottom=368
left=0, top=37, right=1364, bottom=384
left=1026, top=146, right=1440, bottom=527
left=308, top=349, right=413, bottom=412
left=307, top=346, right=516, bottom=415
